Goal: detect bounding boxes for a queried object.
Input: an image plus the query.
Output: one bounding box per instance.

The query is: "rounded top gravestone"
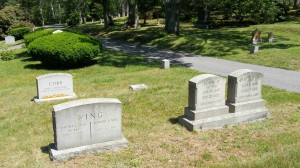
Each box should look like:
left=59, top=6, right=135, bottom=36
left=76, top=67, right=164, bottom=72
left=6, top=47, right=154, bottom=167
left=227, top=69, right=263, bottom=103
left=188, top=74, right=226, bottom=110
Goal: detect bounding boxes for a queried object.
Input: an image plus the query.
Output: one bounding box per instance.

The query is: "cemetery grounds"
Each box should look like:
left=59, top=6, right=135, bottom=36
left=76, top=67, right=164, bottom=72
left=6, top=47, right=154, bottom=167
left=0, top=21, right=300, bottom=167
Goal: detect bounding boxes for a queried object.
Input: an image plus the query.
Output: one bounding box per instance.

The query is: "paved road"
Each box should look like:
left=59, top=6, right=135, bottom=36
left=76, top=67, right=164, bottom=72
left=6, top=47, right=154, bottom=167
left=98, top=37, right=300, bottom=93
left=0, top=44, right=24, bottom=52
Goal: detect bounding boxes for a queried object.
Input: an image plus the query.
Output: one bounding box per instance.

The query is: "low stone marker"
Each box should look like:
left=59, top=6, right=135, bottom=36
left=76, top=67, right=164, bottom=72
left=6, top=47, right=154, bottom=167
left=34, top=73, right=77, bottom=102
left=129, top=84, right=148, bottom=90
left=250, top=45, right=259, bottom=54
left=268, top=32, right=275, bottom=42
left=52, top=30, right=63, bottom=34
left=179, top=74, right=229, bottom=130
left=49, top=98, right=128, bottom=161
left=162, top=59, right=170, bottom=69
left=180, top=70, right=270, bottom=131
left=5, top=36, right=15, bottom=44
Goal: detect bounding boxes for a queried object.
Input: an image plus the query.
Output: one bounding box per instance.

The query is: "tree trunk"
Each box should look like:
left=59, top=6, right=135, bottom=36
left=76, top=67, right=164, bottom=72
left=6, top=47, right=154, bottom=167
left=294, top=0, right=300, bottom=9
left=122, top=3, right=126, bottom=16
left=164, top=0, right=180, bottom=35
left=39, top=0, right=45, bottom=26
left=50, top=0, right=55, bottom=19
left=58, top=3, right=61, bottom=24
left=102, top=0, right=114, bottom=29
left=127, top=0, right=139, bottom=28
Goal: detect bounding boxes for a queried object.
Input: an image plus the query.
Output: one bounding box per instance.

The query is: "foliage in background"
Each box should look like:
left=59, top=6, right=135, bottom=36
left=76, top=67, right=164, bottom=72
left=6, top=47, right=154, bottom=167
left=0, top=4, right=26, bottom=34
left=27, top=31, right=102, bottom=68
left=24, top=29, right=54, bottom=46
left=9, top=27, right=31, bottom=40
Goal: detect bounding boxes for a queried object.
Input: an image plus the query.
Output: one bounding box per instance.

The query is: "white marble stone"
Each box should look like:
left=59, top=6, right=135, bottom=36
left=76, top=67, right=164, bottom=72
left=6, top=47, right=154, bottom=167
left=5, top=36, right=15, bottom=44
left=162, top=59, right=170, bottom=69
left=34, top=73, right=76, bottom=102
left=129, top=84, right=148, bottom=90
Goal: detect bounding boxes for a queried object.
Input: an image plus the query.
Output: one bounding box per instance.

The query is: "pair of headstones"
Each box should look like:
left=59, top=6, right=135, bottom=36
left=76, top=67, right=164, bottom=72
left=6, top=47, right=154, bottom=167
left=179, top=69, right=270, bottom=131
left=34, top=73, right=128, bottom=161
left=251, top=29, right=275, bottom=44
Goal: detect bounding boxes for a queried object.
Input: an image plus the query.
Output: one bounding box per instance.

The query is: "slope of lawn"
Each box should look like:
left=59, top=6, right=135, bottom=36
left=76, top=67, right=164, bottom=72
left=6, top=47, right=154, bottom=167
left=0, top=47, right=299, bottom=167
left=71, top=17, right=300, bottom=71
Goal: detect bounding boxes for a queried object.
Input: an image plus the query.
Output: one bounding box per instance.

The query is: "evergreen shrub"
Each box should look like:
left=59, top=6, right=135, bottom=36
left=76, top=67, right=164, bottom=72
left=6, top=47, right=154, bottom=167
left=27, top=32, right=101, bottom=68
left=23, top=29, right=54, bottom=46
left=9, top=27, right=31, bottom=40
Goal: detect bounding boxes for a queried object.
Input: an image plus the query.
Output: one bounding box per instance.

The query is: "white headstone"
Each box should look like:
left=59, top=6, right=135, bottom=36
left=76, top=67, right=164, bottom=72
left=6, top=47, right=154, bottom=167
left=250, top=45, right=259, bottom=54
left=5, top=36, right=15, bottom=44
left=162, top=59, right=170, bottom=69
left=34, top=73, right=77, bottom=102
left=49, top=98, right=128, bottom=161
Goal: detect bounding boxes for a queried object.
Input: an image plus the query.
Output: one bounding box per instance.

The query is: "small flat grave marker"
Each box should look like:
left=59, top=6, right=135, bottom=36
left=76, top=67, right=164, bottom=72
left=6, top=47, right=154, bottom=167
left=34, top=73, right=77, bottom=102
left=129, top=84, right=148, bottom=90
left=49, top=98, right=128, bottom=161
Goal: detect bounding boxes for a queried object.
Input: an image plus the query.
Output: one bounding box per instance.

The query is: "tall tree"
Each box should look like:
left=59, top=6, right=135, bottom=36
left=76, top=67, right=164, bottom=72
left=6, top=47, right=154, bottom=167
left=126, top=0, right=139, bottom=28
left=294, top=0, right=300, bottom=9
left=164, top=0, right=180, bottom=35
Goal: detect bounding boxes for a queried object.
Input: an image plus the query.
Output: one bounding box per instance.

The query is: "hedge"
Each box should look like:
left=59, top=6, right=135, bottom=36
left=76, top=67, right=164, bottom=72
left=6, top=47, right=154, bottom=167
left=27, top=32, right=102, bottom=68
left=23, top=29, right=54, bottom=46
left=9, top=27, right=31, bottom=40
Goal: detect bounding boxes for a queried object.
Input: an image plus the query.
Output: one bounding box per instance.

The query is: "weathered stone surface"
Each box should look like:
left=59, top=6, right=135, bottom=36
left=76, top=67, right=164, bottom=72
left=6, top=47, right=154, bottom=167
left=188, top=74, right=226, bottom=110
left=162, top=59, right=170, bottom=69
left=34, top=73, right=76, bottom=102
left=180, top=74, right=229, bottom=130
left=50, top=98, right=128, bottom=161
left=250, top=45, right=259, bottom=54
left=227, top=69, right=263, bottom=104
left=52, top=98, right=123, bottom=150
left=251, top=29, right=261, bottom=44
left=5, top=36, right=15, bottom=44
left=268, top=32, right=275, bottom=42
left=129, top=84, right=148, bottom=90
left=49, top=137, right=128, bottom=162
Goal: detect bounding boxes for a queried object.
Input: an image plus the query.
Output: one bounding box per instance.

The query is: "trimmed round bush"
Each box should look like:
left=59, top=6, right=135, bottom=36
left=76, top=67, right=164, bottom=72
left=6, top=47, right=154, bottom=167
left=24, top=29, right=54, bottom=46
left=9, top=27, right=31, bottom=40
left=27, top=32, right=101, bottom=68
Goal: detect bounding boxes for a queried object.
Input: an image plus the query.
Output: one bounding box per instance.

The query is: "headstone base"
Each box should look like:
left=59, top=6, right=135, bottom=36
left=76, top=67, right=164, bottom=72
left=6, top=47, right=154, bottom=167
left=184, top=105, right=229, bottom=120
left=49, top=137, right=128, bottom=162
left=34, top=93, right=77, bottom=103
left=179, top=108, right=269, bottom=131
left=227, top=99, right=266, bottom=113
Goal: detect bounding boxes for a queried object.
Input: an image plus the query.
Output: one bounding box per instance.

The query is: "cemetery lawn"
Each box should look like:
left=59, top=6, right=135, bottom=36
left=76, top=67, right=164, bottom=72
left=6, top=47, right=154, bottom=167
left=0, top=48, right=300, bottom=167
left=72, top=17, right=300, bottom=71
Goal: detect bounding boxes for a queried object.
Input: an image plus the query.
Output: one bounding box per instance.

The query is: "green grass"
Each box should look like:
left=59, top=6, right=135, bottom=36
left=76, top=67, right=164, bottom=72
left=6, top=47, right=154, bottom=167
left=71, top=17, right=300, bottom=71
left=0, top=48, right=299, bottom=167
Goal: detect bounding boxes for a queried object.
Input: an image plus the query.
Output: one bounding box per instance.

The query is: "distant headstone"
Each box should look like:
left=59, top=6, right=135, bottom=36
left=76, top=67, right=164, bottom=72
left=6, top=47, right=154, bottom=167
left=52, top=30, right=63, bottom=34
left=129, top=84, right=148, bottom=90
left=226, top=69, right=269, bottom=119
left=251, top=29, right=261, bottom=44
left=268, top=32, right=275, bottom=42
left=162, top=59, right=170, bottom=69
left=5, top=36, right=15, bottom=44
left=179, top=74, right=229, bottom=131
left=49, top=98, right=128, bottom=161
left=250, top=45, right=259, bottom=54
left=34, top=73, right=77, bottom=103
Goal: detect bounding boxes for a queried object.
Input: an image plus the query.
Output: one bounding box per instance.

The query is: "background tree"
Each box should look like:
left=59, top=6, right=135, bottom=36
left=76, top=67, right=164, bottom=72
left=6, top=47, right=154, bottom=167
left=164, top=0, right=180, bottom=35
left=127, top=0, right=139, bottom=28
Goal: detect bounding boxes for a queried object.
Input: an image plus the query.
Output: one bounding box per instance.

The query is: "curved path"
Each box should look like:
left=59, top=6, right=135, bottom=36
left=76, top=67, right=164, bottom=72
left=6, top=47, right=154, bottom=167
left=106, top=37, right=300, bottom=93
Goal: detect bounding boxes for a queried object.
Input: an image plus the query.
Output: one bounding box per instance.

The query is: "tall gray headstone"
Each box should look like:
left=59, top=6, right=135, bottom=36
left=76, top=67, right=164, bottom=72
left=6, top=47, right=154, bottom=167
left=49, top=98, right=128, bottom=162
left=34, top=73, right=77, bottom=102
left=227, top=69, right=269, bottom=114
left=179, top=74, right=229, bottom=131
left=5, top=36, right=15, bottom=44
